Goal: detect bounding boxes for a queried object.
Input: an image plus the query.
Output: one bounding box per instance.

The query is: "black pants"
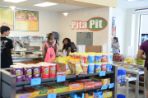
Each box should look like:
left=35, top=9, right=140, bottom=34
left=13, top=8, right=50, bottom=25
left=0, top=70, right=2, bottom=98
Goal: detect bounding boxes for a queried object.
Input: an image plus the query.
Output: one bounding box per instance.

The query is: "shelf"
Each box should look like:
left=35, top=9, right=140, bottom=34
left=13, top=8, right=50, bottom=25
left=37, top=87, right=114, bottom=98
left=16, top=71, right=114, bottom=87
left=1, top=66, right=117, bottom=98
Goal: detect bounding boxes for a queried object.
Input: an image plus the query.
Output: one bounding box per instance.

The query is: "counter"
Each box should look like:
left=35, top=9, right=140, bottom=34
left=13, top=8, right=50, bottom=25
left=12, top=55, right=43, bottom=63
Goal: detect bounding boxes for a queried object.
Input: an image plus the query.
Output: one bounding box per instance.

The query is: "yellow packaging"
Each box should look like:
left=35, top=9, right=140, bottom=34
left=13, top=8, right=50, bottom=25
left=68, top=62, right=76, bottom=74
left=103, top=91, right=113, bottom=98
left=84, top=92, right=94, bottom=98
left=76, top=63, right=83, bottom=75
left=102, top=78, right=110, bottom=85
left=69, top=82, right=84, bottom=91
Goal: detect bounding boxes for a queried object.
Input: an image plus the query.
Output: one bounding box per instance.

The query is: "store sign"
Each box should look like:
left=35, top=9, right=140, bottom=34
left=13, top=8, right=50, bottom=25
left=72, top=17, right=107, bottom=31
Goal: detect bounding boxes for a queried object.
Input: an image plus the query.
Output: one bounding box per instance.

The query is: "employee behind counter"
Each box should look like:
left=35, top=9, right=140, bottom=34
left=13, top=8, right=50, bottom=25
left=0, top=27, right=77, bottom=68
left=0, top=26, right=13, bottom=68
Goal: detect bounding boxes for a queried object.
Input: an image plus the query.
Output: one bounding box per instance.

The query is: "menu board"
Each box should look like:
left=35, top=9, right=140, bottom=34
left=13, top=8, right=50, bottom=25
left=0, top=7, right=14, bottom=29
left=77, top=32, right=93, bottom=45
left=15, top=10, right=39, bottom=31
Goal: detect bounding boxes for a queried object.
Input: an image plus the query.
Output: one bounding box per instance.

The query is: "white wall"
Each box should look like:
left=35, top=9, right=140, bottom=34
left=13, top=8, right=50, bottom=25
left=140, top=14, right=148, bottom=34
left=10, top=10, right=60, bottom=37
left=110, top=8, right=126, bottom=54
left=112, top=8, right=148, bottom=57
left=59, top=8, right=110, bottom=51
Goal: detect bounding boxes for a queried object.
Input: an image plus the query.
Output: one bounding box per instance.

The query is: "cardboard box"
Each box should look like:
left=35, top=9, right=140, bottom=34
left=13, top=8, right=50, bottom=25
left=85, top=45, right=102, bottom=52
left=69, top=82, right=84, bottom=91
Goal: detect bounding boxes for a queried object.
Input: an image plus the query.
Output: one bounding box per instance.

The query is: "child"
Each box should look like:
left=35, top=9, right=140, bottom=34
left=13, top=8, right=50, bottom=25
left=43, top=33, right=58, bottom=62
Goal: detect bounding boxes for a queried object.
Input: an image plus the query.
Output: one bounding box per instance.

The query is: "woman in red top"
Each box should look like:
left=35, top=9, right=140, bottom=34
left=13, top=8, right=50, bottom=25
left=43, top=33, right=58, bottom=62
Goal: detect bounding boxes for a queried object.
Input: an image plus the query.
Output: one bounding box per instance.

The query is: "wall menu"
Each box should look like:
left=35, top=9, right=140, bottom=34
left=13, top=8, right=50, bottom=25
left=15, top=10, right=39, bottom=31
left=0, top=7, right=13, bottom=29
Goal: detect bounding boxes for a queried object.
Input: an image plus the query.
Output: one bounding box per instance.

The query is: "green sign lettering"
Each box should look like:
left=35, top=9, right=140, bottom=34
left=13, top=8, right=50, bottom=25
left=87, top=17, right=107, bottom=31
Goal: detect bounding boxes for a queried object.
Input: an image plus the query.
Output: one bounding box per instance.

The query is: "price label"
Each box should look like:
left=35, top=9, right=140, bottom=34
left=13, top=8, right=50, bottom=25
left=31, top=78, right=41, bottom=86
left=47, top=94, right=56, bottom=98
left=99, top=71, right=106, bottom=77
left=101, top=85, right=108, bottom=90
left=109, top=83, right=114, bottom=89
left=57, top=75, right=66, bottom=82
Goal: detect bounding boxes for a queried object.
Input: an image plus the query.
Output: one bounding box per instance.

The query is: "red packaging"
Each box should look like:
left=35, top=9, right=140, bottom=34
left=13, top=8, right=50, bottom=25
left=84, top=82, right=95, bottom=89
left=41, top=64, right=50, bottom=79
left=56, top=63, right=66, bottom=75
left=101, top=64, right=107, bottom=71
left=49, top=63, right=56, bottom=78
left=77, top=79, right=91, bottom=83
left=81, top=56, right=88, bottom=63
left=94, top=81, right=102, bottom=88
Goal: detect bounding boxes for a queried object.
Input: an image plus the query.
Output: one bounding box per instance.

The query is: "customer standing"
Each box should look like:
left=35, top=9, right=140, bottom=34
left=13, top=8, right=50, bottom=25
left=62, top=38, right=77, bottom=56
left=137, top=40, right=148, bottom=98
left=112, top=37, right=120, bottom=54
left=43, top=33, right=58, bottom=62
left=0, top=26, right=13, bottom=68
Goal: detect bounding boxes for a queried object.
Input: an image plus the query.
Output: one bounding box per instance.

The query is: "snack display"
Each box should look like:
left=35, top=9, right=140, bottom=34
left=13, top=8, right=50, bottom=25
left=95, top=63, right=101, bottom=73
left=85, top=92, right=94, bottom=98
left=49, top=63, right=56, bottom=78
left=32, top=65, right=41, bottom=78
left=95, top=53, right=102, bottom=63
left=40, top=63, right=50, bottom=79
left=24, top=65, right=32, bottom=81
left=94, top=91, right=103, bottom=98
left=102, top=78, right=111, bottom=85
left=103, top=91, right=113, bottom=98
left=11, top=65, right=24, bottom=82
left=88, top=64, right=95, bottom=74
left=69, top=82, right=84, bottom=91
left=4, top=52, right=116, bottom=98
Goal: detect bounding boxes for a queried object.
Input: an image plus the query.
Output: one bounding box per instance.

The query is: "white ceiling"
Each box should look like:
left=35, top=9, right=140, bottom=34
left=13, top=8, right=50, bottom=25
left=0, top=0, right=85, bottom=12
left=0, top=0, right=148, bottom=12
left=117, top=0, right=148, bottom=9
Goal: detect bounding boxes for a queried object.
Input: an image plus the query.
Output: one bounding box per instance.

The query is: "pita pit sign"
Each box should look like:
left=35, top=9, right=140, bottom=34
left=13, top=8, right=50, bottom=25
left=72, top=17, right=108, bottom=31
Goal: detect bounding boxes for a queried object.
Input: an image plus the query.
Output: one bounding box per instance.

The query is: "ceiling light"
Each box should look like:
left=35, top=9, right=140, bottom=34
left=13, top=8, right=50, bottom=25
left=10, top=6, right=16, bottom=10
left=34, top=2, right=58, bottom=7
left=62, top=12, right=69, bottom=16
left=127, top=0, right=143, bottom=1
left=4, top=0, right=27, bottom=3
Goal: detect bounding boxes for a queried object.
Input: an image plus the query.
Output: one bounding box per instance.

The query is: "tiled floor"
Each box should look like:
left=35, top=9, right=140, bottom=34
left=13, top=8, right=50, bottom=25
left=117, top=86, right=144, bottom=98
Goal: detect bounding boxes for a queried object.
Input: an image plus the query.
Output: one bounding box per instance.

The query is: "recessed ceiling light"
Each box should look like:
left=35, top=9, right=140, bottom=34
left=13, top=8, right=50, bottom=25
left=127, top=0, right=144, bottom=1
left=34, top=2, right=58, bottom=7
left=4, top=0, right=27, bottom=3
left=62, top=12, right=69, bottom=16
left=10, top=6, right=16, bottom=10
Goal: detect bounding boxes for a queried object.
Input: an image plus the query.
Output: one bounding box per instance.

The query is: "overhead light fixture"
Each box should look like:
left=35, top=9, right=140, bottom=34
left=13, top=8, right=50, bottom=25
left=10, top=6, right=16, bottom=10
left=62, top=12, right=69, bottom=16
left=34, top=2, right=58, bottom=7
left=4, top=0, right=27, bottom=3
left=127, top=0, right=143, bottom=1
left=128, top=0, right=136, bottom=1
